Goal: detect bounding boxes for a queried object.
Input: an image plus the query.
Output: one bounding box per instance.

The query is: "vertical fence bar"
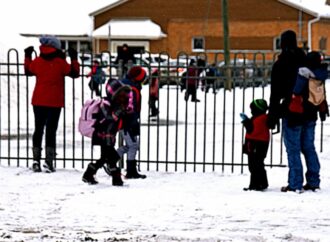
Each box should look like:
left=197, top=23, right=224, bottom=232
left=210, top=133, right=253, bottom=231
left=6, top=52, right=11, bottom=166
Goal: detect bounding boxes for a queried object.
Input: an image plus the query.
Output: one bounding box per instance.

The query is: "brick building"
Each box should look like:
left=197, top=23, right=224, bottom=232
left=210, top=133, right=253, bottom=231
left=89, top=0, right=330, bottom=59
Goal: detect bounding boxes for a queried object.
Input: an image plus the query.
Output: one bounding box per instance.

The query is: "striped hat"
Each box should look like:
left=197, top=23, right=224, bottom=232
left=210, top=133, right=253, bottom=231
left=250, top=99, right=268, bottom=113
left=127, top=66, right=146, bottom=83
left=105, top=79, right=131, bottom=102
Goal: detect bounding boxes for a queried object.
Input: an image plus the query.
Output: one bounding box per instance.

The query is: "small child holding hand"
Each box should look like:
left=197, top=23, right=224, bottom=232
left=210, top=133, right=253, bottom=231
left=241, top=99, right=270, bottom=191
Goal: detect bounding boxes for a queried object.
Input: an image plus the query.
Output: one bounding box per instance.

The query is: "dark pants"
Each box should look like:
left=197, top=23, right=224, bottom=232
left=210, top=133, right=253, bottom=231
left=94, top=145, right=120, bottom=169
left=185, top=85, right=197, bottom=101
left=149, top=96, right=159, bottom=116
left=33, top=106, right=61, bottom=149
left=245, top=140, right=269, bottom=190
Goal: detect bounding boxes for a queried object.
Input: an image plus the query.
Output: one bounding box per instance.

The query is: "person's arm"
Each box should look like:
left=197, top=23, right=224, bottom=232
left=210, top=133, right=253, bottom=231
left=67, top=47, right=80, bottom=78
left=24, top=46, right=35, bottom=76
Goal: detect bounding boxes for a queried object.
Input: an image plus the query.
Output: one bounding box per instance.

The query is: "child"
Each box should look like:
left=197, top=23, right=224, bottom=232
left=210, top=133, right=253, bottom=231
left=111, top=66, right=147, bottom=179
left=82, top=79, right=131, bottom=185
left=241, top=99, right=270, bottom=191
left=87, top=60, right=106, bottom=97
left=119, top=66, right=147, bottom=178
left=149, top=69, right=159, bottom=117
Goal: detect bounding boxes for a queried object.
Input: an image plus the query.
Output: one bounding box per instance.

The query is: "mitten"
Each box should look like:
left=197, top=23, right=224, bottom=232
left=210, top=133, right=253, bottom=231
left=267, top=114, right=279, bottom=130
left=319, top=100, right=329, bottom=121
left=288, top=95, right=303, bottom=113
left=68, top=47, right=78, bottom=60
left=240, top=113, right=248, bottom=121
left=24, top=46, right=34, bottom=58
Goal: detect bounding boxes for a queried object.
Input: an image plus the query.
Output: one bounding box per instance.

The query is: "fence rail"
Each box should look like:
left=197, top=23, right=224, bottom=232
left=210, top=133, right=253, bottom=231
left=0, top=49, right=325, bottom=173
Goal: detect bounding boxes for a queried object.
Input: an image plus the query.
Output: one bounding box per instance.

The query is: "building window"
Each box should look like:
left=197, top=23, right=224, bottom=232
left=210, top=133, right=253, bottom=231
left=319, top=37, right=327, bottom=51
left=274, top=37, right=281, bottom=51
left=80, top=41, right=92, bottom=52
left=192, top=37, right=205, bottom=51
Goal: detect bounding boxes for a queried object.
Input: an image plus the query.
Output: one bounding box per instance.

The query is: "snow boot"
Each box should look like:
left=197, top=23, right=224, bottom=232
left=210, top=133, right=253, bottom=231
left=125, top=160, right=147, bottom=179
left=110, top=167, right=124, bottom=186
left=43, top=147, right=56, bottom=173
left=32, top=147, right=42, bottom=172
left=82, top=163, right=98, bottom=185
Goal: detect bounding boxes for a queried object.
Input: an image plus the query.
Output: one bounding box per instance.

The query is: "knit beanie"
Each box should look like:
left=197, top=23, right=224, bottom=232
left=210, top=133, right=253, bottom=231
left=39, top=35, right=62, bottom=50
left=105, top=79, right=131, bottom=102
left=250, top=99, right=268, bottom=114
left=306, top=51, right=322, bottom=70
left=280, top=30, right=297, bottom=50
left=127, top=66, right=147, bottom=83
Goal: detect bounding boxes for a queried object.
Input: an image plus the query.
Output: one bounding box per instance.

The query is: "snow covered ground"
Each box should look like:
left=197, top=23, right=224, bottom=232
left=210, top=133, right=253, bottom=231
left=1, top=155, right=330, bottom=242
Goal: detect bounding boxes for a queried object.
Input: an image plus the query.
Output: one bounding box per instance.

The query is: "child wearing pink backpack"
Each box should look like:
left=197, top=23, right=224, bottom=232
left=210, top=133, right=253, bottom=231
left=81, top=79, right=131, bottom=185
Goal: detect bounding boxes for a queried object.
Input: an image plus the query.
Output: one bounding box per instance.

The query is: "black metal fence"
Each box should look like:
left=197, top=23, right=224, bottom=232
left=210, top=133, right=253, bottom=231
left=0, top=49, right=325, bottom=173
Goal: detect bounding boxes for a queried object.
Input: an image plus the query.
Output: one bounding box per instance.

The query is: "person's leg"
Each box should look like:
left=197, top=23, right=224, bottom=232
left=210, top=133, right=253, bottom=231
left=282, top=118, right=304, bottom=190
left=44, top=107, right=61, bottom=172
left=32, top=106, right=48, bottom=171
left=122, top=133, right=146, bottom=179
left=254, top=141, right=269, bottom=190
left=301, top=121, right=320, bottom=189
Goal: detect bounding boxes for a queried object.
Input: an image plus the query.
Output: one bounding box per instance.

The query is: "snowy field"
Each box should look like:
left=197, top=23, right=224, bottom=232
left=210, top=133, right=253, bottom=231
left=1, top=84, right=330, bottom=242
left=1, top=157, right=330, bottom=242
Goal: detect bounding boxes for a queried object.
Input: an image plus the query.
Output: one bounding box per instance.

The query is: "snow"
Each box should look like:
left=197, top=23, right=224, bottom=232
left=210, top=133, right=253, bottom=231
left=1, top=1, right=330, bottom=241
left=93, top=19, right=167, bottom=39
left=1, top=82, right=330, bottom=241
left=1, top=155, right=330, bottom=241
left=284, top=0, right=330, bottom=17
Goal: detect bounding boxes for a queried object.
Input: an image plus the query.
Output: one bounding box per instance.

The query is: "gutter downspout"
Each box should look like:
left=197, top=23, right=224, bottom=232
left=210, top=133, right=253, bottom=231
left=308, top=15, right=320, bottom=51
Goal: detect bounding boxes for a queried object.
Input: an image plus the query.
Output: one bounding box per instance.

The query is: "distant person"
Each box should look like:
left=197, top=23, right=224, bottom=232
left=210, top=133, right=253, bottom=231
left=268, top=30, right=307, bottom=193
left=241, top=99, right=270, bottom=191
left=184, top=59, right=200, bottom=102
left=115, top=43, right=136, bottom=78
left=149, top=69, right=159, bottom=117
left=24, top=35, right=80, bottom=172
left=87, top=60, right=106, bottom=97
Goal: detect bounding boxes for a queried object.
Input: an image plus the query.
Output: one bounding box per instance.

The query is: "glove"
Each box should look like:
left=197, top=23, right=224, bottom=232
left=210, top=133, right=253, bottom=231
left=319, top=100, right=329, bottom=121
left=267, top=114, right=279, bottom=130
left=68, top=47, right=78, bottom=60
left=240, top=113, right=248, bottom=121
left=288, top=95, right=303, bottom=113
left=24, top=46, right=34, bottom=58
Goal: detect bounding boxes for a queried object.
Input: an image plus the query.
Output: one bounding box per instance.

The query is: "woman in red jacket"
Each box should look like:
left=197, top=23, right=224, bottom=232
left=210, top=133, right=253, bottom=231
left=24, top=35, right=80, bottom=173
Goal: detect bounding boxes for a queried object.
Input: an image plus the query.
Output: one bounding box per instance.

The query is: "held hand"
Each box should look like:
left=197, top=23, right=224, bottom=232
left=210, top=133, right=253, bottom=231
left=24, top=46, right=34, bottom=58
left=319, top=100, right=329, bottom=121
left=240, top=113, right=248, bottom=121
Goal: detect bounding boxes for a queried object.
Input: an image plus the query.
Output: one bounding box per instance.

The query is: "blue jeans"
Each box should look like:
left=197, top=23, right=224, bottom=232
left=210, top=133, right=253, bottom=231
left=283, top=118, right=320, bottom=190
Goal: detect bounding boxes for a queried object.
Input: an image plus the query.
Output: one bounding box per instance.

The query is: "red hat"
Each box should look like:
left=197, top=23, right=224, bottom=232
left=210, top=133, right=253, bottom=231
left=127, top=66, right=146, bottom=83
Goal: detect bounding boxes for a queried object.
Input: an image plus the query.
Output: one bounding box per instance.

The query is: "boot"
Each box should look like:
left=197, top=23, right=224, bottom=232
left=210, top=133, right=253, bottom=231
left=125, top=160, right=147, bottom=179
left=32, top=147, right=42, bottom=172
left=43, top=147, right=56, bottom=173
left=82, top=163, right=98, bottom=185
left=110, top=167, right=124, bottom=186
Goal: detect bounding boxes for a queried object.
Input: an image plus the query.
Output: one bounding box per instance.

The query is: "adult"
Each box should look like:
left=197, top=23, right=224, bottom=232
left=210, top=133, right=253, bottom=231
left=115, top=43, right=136, bottom=78
left=268, top=29, right=322, bottom=193
left=24, top=35, right=80, bottom=172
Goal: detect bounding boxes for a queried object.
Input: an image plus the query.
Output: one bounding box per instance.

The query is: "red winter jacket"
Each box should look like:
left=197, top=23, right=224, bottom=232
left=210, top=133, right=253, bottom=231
left=24, top=45, right=80, bottom=107
left=245, top=114, right=270, bottom=142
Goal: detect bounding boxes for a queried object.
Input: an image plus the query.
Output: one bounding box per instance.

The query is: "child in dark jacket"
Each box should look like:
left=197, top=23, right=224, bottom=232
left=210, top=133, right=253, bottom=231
left=82, top=79, right=131, bottom=186
left=116, top=66, right=147, bottom=179
left=241, top=99, right=270, bottom=191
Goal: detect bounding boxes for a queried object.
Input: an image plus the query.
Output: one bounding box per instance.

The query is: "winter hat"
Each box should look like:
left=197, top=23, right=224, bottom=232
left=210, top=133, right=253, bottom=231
left=106, top=79, right=131, bottom=102
left=39, top=35, right=62, bottom=50
left=250, top=99, right=268, bottom=114
left=306, top=51, right=322, bottom=70
left=127, top=66, right=147, bottom=83
left=280, top=30, right=297, bottom=50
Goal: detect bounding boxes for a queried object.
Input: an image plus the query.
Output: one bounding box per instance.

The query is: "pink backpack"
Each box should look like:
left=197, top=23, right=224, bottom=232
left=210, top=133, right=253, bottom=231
left=78, top=99, right=110, bottom=138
